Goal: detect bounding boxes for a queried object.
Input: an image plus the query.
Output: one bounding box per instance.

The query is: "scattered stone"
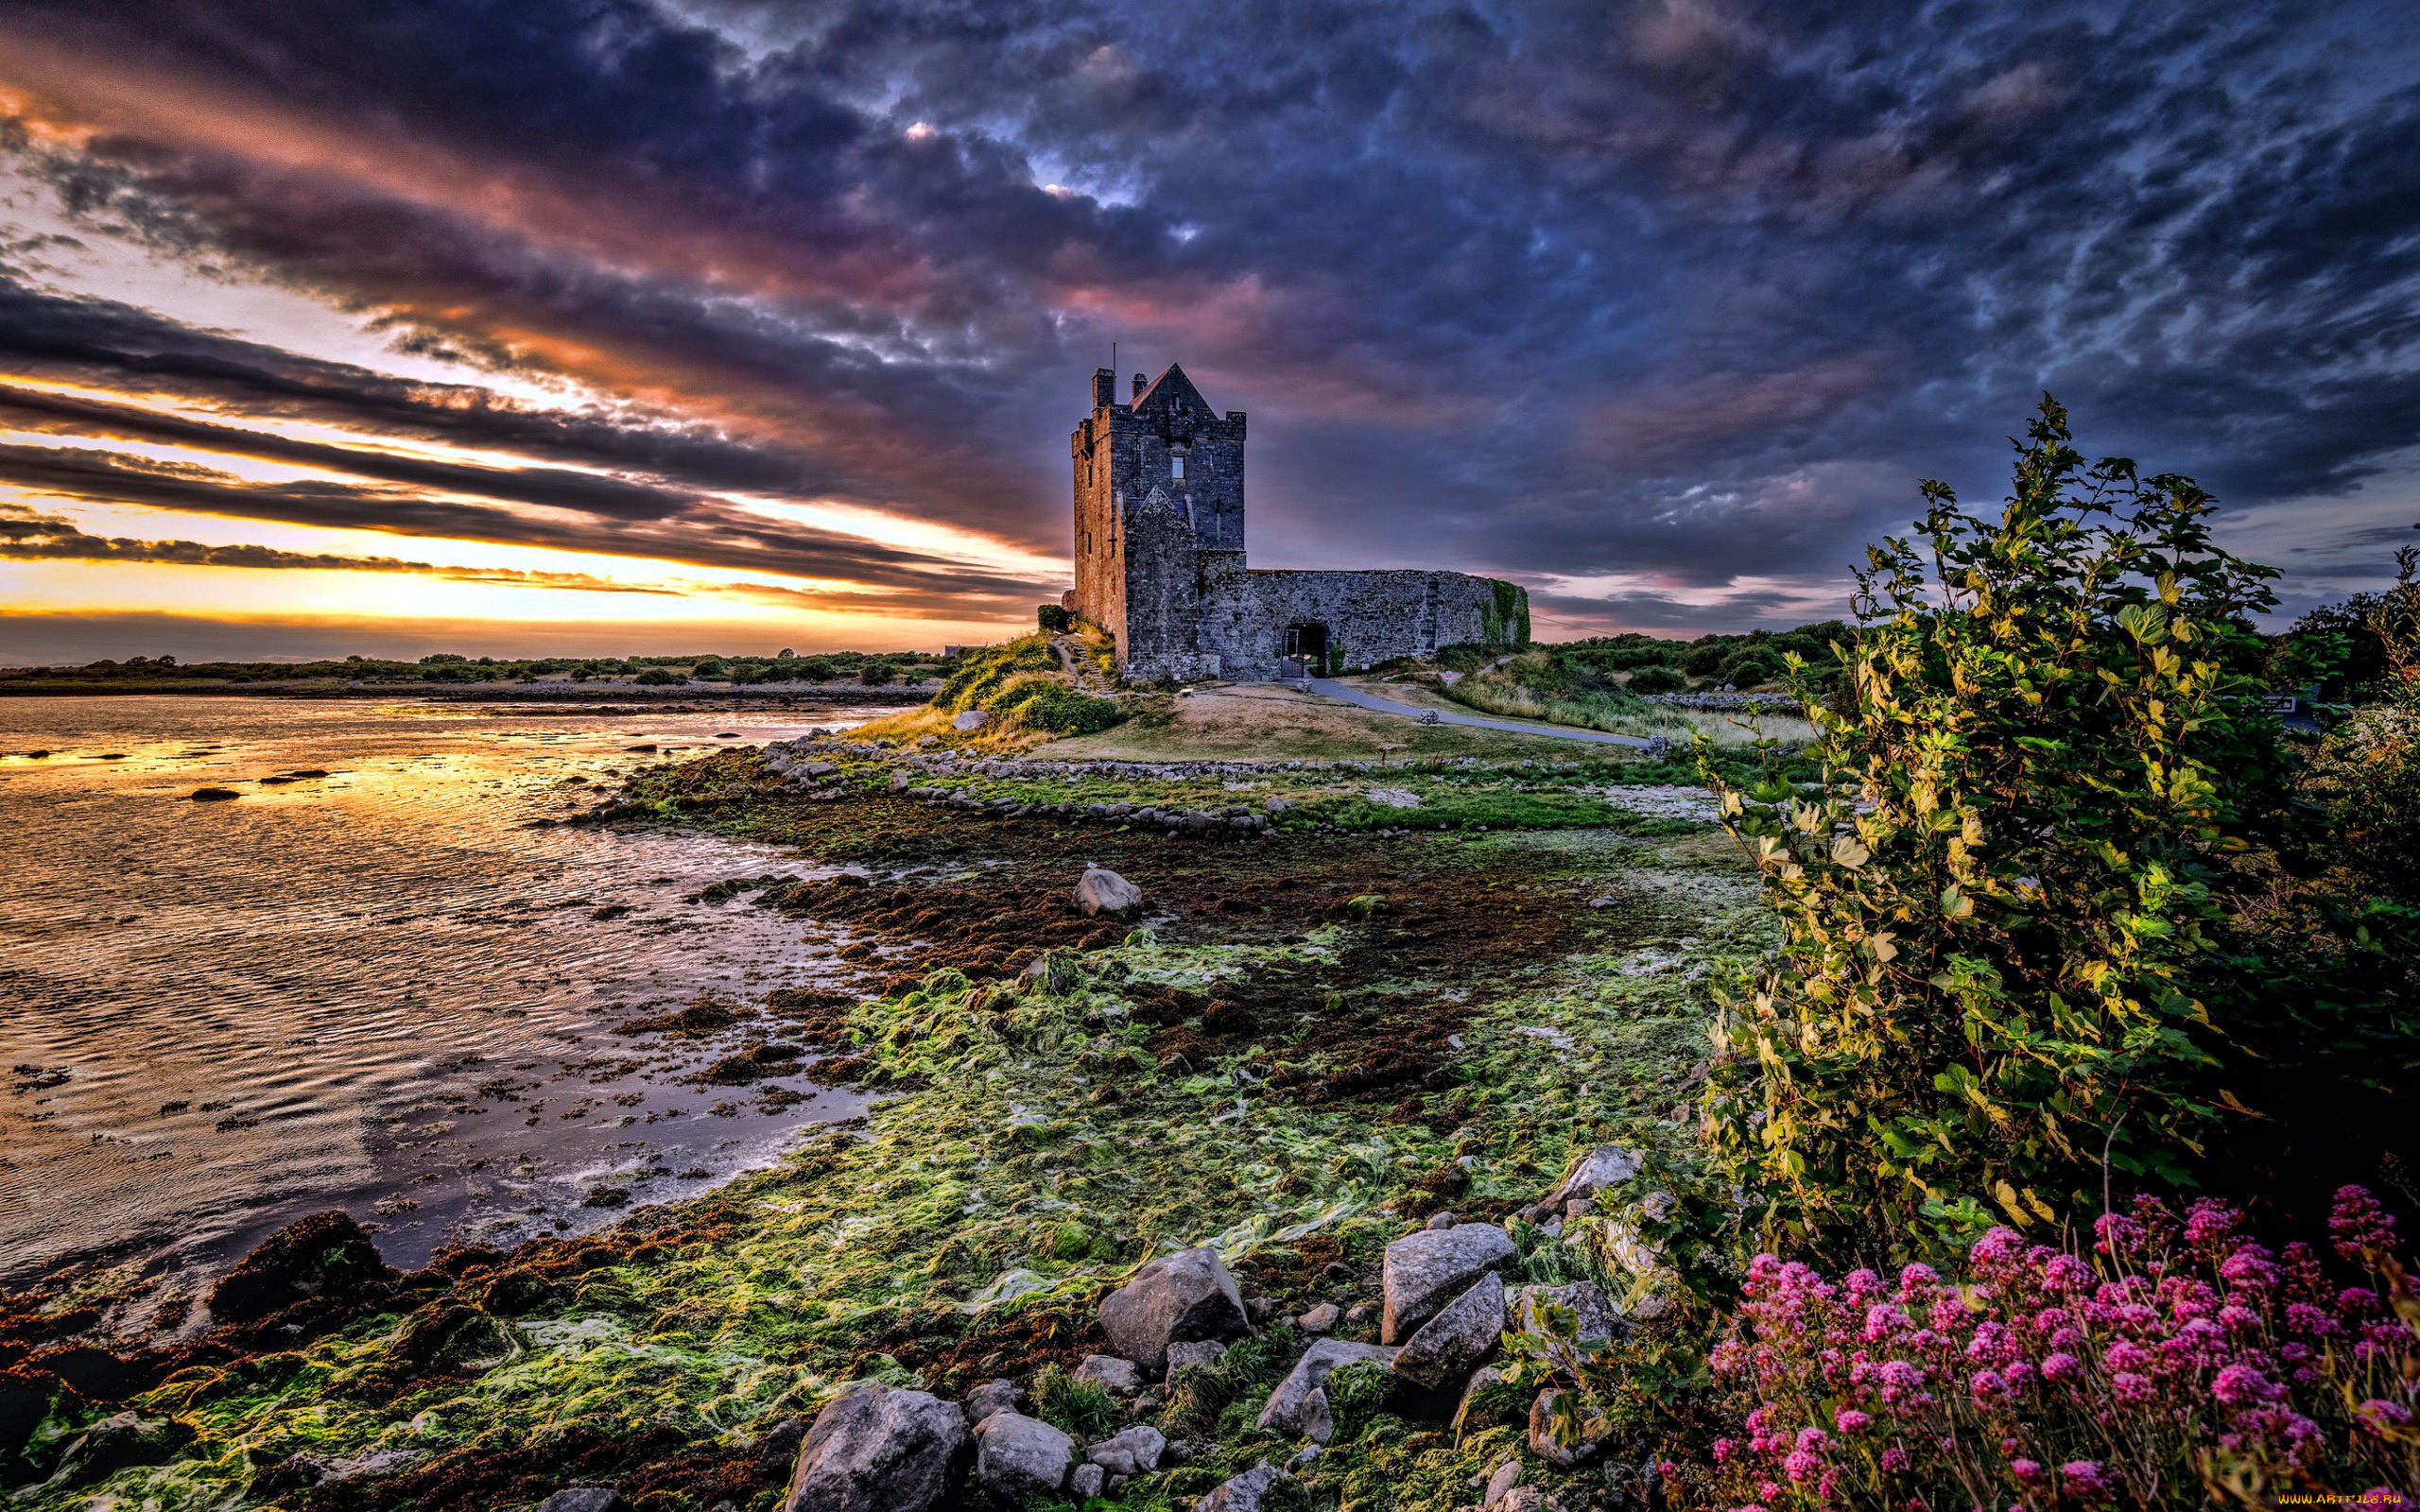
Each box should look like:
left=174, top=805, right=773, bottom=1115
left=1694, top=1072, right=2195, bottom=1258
left=1164, top=1338, right=1231, bottom=1375
left=1072, top=865, right=1144, bottom=918
left=962, top=1380, right=1024, bottom=1426
left=1528, top=1388, right=1604, bottom=1467
left=1344, top=1303, right=1374, bottom=1324
left=1426, top=1211, right=1457, bottom=1229
left=1543, top=1145, right=1641, bottom=1210
left=1379, top=1223, right=1515, bottom=1344
left=1513, top=1281, right=1624, bottom=1344
left=1499, top=1488, right=1555, bottom=1512
left=951, top=710, right=990, bottom=731
left=751, top=1418, right=809, bottom=1480
left=188, top=787, right=242, bottom=801
left=1366, top=787, right=1421, bottom=808
left=1246, top=1295, right=1278, bottom=1322
left=1131, top=1392, right=1161, bottom=1417
left=783, top=1382, right=967, bottom=1512
left=1074, top=1353, right=1145, bottom=1398
left=1451, top=1366, right=1507, bottom=1434
left=1301, top=1386, right=1335, bottom=1444
left=1097, top=1246, right=1250, bottom=1377
left=1083, top=1424, right=1166, bottom=1476
left=1254, top=1338, right=1398, bottom=1437
left=1392, top=1272, right=1505, bottom=1388
left=973, top=1410, right=1073, bottom=1500
left=1322, top=1262, right=1355, bottom=1281
left=1196, top=1463, right=1288, bottom=1512
left=1484, top=1459, right=1522, bottom=1509
left=1295, top=1302, right=1340, bottom=1333
left=537, top=1490, right=629, bottom=1512
left=1068, top=1463, right=1106, bottom=1500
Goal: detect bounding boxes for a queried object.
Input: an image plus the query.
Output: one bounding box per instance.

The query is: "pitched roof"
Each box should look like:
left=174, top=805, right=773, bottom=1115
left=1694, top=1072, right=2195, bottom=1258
left=1132, top=363, right=1211, bottom=414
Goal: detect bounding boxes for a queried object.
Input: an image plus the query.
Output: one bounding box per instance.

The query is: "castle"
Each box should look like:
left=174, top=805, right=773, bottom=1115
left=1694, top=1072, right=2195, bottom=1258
left=1064, top=365, right=1529, bottom=682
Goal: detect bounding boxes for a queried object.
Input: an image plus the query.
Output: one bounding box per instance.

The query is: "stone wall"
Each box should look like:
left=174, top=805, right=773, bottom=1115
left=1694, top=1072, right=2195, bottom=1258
left=1196, top=569, right=1506, bottom=680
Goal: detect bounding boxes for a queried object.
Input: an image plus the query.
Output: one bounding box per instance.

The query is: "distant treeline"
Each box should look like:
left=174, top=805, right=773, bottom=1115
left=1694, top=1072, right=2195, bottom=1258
left=1, top=648, right=955, bottom=687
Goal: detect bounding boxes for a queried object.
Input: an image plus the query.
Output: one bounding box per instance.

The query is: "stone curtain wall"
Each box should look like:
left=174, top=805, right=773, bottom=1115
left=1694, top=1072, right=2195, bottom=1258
left=1183, top=569, right=1505, bottom=680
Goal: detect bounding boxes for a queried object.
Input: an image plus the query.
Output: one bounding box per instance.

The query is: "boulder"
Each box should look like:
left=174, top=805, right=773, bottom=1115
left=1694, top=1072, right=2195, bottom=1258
left=1073, top=1353, right=1144, bottom=1398
left=1083, top=1424, right=1166, bottom=1476
left=1073, top=866, right=1144, bottom=919
left=951, top=710, right=990, bottom=731
left=1512, top=1281, right=1624, bottom=1344
left=1543, top=1145, right=1640, bottom=1210
left=1483, top=1460, right=1522, bottom=1509
left=751, top=1418, right=809, bottom=1479
left=1391, top=1272, right=1505, bottom=1389
left=962, top=1379, right=1025, bottom=1426
left=537, top=1491, right=629, bottom=1512
left=209, top=1211, right=397, bottom=1325
left=1164, top=1339, right=1231, bottom=1376
left=1527, top=1388, right=1603, bottom=1468
left=1451, top=1366, right=1508, bottom=1434
left=54, top=1412, right=194, bottom=1484
left=1068, top=1463, right=1106, bottom=1500
left=783, top=1382, right=967, bottom=1512
left=1197, top=1463, right=1288, bottom=1512
left=1254, top=1338, right=1397, bottom=1437
left=1097, top=1247, right=1249, bottom=1377
left=973, top=1411, right=1073, bottom=1500
left=1379, top=1224, right=1514, bottom=1344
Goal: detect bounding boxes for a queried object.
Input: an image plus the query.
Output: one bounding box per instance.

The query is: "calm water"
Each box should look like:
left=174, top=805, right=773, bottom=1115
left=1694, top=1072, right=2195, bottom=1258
left=0, top=696, right=887, bottom=1299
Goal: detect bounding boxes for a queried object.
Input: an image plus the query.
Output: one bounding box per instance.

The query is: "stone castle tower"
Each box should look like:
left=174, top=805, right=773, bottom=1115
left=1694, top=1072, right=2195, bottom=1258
left=1067, top=364, right=1527, bottom=681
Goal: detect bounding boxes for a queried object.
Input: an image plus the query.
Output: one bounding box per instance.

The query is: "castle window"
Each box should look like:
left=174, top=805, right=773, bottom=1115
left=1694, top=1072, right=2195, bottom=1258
left=1169, top=454, right=1185, bottom=480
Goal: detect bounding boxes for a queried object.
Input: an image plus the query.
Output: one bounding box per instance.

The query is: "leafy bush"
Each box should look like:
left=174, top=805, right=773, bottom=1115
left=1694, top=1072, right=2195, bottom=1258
left=634, top=667, right=682, bottom=685
left=1038, top=603, right=1073, bottom=633
left=1628, top=664, right=1686, bottom=696
left=1703, top=398, right=2295, bottom=1246
left=1700, top=1187, right=2420, bottom=1509
left=994, top=676, right=1127, bottom=735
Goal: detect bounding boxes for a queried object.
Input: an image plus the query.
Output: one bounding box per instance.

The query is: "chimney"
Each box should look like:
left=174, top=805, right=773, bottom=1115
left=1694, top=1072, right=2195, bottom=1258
left=1132, top=371, right=1148, bottom=400
left=1092, top=368, right=1116, bottom=408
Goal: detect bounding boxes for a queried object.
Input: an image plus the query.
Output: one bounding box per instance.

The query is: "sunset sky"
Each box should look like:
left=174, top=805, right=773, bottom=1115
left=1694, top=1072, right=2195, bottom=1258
left=1, top=0, right=2416, bottom=663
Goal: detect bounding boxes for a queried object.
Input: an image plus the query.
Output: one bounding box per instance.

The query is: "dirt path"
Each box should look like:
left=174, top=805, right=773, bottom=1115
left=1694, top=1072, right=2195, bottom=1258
left=1305, top=676, right=1651, bottom=747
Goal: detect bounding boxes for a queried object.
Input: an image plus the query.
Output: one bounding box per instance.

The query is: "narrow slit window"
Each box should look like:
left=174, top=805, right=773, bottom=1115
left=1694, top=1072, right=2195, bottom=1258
left=1170, top=453, right=1185, bottom=480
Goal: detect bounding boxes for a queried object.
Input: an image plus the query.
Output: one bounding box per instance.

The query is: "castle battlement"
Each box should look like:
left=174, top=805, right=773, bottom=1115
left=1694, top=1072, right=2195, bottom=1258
left=1064, top=365, right=1527, bottom=682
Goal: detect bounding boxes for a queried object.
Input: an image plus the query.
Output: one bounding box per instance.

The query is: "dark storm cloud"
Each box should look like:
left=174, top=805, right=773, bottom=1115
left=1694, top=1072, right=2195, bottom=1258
left=0, top=0, right=2414, bottom=625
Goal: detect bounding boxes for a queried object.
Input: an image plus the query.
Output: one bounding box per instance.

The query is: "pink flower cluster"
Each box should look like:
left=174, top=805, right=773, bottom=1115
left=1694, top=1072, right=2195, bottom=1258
left=1701, top=1188, right=2420, bottom=1509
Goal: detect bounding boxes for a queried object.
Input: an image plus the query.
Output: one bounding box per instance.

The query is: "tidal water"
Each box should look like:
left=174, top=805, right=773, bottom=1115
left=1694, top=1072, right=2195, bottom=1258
left=0, top=696, right=886, bottom=1301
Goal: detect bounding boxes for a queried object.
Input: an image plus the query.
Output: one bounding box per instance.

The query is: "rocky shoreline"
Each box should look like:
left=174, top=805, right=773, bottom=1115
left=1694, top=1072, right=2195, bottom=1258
left=1, top=733, right=1755, bottom=1512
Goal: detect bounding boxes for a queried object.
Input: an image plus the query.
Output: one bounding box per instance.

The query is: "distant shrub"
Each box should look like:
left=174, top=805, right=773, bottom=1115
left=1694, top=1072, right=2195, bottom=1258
left=634, top=668, right=682, bottom=685
left=1037, top=603, right=1073, bottom=633
left=1627, top=664, right=1686, bottom=696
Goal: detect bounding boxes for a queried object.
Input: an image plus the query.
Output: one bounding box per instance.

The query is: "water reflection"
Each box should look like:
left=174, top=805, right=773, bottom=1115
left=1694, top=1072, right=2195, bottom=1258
left=0, top=696, right=888, bottom=1297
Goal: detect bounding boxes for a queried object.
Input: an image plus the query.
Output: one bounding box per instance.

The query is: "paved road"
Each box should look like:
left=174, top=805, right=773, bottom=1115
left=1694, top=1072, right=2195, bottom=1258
left=1304, top=678, right=1651, bottom=748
